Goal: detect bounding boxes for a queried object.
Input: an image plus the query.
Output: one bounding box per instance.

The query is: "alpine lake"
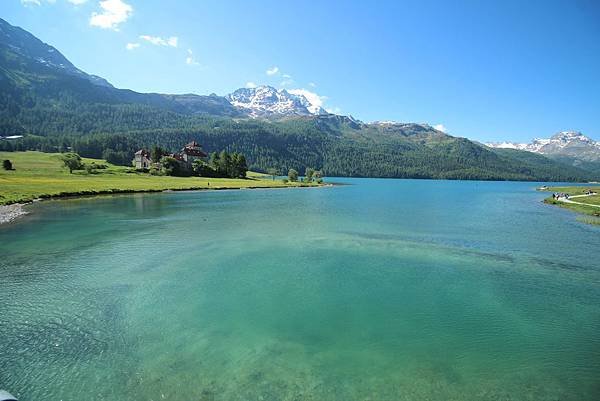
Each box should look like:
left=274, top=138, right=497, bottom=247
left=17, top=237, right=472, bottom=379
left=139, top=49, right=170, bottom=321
left=1, top=178, right=599, bottom=401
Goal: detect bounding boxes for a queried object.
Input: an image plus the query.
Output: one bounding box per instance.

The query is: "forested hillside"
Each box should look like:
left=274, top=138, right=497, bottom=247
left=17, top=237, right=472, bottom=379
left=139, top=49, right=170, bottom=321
left=1, top=17, right=596, bottom=182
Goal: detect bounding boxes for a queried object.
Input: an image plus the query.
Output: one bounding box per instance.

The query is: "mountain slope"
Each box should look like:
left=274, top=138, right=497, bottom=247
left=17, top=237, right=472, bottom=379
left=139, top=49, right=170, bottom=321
left=487, top=131, right=600, bottom=174
left=0, top=15, right=112, bottom=88
left=0, top=17, right=242, bottom=120
left=0, top=17, right=596, bottom=182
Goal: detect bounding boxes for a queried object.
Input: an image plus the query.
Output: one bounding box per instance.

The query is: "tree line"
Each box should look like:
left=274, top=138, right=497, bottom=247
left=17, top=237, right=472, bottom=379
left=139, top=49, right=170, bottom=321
left=1, top=96, right=596, bottom=182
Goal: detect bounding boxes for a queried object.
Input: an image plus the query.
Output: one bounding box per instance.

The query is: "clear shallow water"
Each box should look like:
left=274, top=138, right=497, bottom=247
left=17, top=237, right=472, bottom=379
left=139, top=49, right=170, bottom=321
left=1, top=179, right=600, bottom=401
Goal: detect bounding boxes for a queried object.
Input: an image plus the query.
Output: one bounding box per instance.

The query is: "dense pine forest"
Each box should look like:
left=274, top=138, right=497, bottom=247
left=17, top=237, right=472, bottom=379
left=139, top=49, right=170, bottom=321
left=1, top=110, right=595, bottom=182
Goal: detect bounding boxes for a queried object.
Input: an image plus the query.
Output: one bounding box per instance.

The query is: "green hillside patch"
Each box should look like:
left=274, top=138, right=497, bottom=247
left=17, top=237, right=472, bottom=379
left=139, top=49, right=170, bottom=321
left=0, top=151, right=319, bottom=205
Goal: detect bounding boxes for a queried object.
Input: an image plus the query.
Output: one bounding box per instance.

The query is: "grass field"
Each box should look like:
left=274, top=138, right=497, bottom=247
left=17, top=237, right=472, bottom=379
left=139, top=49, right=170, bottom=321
left=0, top=151, right=319, bottom=205
left=542, top=185, right=600, bottom=221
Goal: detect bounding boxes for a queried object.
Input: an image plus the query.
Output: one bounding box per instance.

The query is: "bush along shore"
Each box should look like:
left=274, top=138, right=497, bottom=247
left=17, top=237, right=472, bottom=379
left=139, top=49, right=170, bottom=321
left=0, top=151, right=327, bottom=223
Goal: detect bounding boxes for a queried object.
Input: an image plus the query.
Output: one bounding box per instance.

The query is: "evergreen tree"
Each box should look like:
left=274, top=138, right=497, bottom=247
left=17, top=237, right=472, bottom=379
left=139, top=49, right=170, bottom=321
left=209, top=152, right=220, bottom=171
left=218, top=150, right=231, bottom=177
left=151, top=145, right=167, bottom=163
left=305, top=167, right=315, bottom=183
left=231, top=152, right=248, bottom=178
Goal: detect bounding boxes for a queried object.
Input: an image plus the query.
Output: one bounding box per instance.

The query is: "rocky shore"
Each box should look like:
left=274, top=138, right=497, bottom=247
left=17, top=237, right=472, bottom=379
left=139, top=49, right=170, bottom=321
left=0, top=203, right=28, bottom=225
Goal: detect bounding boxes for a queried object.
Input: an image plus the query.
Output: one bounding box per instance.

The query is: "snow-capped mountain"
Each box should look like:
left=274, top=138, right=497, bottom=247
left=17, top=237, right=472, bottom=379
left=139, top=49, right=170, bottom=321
left=227, top=86, right=328, bottom=118
left=487, top=131, right=600, bottom=162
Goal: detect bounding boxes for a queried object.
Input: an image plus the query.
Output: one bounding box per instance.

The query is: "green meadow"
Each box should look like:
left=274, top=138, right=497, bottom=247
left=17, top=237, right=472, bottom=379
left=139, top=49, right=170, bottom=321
left=0, top=151, right=318, bottom=205
left=543, top=185, right=600, bottom=222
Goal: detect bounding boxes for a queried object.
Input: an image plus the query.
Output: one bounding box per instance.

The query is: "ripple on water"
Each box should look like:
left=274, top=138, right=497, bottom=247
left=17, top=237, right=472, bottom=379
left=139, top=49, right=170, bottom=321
left=1, top=182, right=600, bottom=401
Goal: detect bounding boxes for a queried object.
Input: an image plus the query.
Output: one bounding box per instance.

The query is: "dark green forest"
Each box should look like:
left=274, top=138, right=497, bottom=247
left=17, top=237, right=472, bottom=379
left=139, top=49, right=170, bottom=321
left=1, top=110, right=595, bottom=182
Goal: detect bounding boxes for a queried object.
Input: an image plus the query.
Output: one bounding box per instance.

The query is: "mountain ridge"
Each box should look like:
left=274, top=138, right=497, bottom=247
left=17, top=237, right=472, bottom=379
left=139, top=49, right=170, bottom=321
left=0, top=16, right=113, bottom=89
left=487, top=131, right=600, bottom=173
left=227, top=86, right=328, bottom=118
left=0, top=17, right=597, bottom=182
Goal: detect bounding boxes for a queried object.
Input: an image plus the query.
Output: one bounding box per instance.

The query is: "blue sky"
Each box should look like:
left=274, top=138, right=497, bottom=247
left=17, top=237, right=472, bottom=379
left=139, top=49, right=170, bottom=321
left=3, top=0, right=600, bottom=142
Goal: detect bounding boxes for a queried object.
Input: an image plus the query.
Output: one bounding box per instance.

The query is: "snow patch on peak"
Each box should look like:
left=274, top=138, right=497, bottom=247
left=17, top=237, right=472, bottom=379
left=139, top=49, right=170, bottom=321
left=227, top=85, right=328, bottom=118
left=486, top=141, right=530, bottom=150
left=486, top=131, right=600, bottom=161
left=372, top=120, right=399, bottom=125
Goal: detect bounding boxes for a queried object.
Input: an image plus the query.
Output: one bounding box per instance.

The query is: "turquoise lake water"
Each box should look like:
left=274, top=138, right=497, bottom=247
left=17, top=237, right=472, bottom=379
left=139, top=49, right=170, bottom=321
left=1, top=179, right=600, bottom=400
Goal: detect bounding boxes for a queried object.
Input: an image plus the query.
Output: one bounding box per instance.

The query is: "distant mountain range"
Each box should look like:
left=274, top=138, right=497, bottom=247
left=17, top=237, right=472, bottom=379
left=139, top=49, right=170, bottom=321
left=0, top=17, right=597, bottom=182
left=486, top=131, right=600, bottom=174
left=0, top=17, right=325, bottom=120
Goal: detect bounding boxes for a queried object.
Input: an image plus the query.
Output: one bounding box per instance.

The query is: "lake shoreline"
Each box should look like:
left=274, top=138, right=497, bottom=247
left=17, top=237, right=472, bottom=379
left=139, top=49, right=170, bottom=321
left=0, top=203, right=29, bottom=225
left=540, top=185, right=600, bottom=225
left=0, top=183, right=333, bottom=226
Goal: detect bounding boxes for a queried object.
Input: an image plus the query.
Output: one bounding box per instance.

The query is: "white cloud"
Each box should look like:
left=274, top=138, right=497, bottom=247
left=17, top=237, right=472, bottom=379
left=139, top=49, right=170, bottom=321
left=326, top=106, right=342, bottom=114
left=289, top=88, right=327, bottom=110
left=22, top=0, right=86, bottom=6
left=246, top=82, right=257, bottom=88
left=434, top=124, right=448, bottom=133
left=125, top=42, right=140, bottom=50
left=282, top=73, right=292, bottom=79
left=90, top=0, right=133, bottom=30
left=280, top=79, right=294, bottom=87
left=185, top=49, right=200, bottom=65
left=308, top=82, right=316, bottom=88
left=266, top=66, right=279, bottom=76
left=139, top=35, right=179, bottom=47
left=21, top=0, right=52, bottom=5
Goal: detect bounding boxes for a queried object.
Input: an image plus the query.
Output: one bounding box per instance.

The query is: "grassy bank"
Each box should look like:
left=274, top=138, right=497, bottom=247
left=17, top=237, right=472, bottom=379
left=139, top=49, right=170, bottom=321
left=542, top=186, right=600, bottom=223
left=0, top=151, right=320, bottom=205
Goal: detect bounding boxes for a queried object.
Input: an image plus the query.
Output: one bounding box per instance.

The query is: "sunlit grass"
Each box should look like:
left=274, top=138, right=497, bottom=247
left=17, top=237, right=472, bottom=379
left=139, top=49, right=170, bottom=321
left=542, top=186, right=600, bottom=224
left=0, top=151, right=318, bottom=205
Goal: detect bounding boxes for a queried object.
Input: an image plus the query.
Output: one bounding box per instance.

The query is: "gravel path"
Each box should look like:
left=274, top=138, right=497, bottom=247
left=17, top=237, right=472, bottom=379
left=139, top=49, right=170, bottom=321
left=557, top=194, right=600, bottom=208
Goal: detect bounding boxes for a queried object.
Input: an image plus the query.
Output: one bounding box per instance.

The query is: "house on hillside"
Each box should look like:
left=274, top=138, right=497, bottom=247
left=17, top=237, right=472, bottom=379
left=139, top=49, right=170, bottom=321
left=134, top=149, right=151, bottom=169
left=178, top=141, right=207, bottom=166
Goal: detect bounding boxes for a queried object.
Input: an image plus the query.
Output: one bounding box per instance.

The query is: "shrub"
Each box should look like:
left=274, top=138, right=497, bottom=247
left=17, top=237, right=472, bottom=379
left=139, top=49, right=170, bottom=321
left=193, top=160, right=218, bottom=177
left=149, top=167, right=162, bottom=176
left=266, top=168, right=279, bottom=181
left=159, top=156, right=179, bottom=176
left=61, top=153, right=83, bottom=173
left=288, top=168, right=298, bottom=182
left=2, top=159, right=13, bottom=170
left=84, top=162, right=108, bottom=174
